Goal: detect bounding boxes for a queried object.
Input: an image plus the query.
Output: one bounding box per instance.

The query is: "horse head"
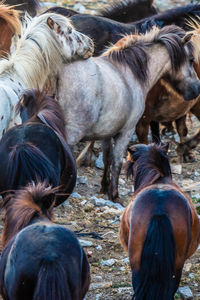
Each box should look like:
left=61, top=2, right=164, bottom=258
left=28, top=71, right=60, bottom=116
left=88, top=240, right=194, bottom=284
left=46, top=14, right=94, bottom=61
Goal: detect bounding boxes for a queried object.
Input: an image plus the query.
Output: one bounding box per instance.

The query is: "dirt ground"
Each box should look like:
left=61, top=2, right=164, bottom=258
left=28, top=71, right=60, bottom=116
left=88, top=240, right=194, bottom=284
left=55, top=116, right=200, bottom=300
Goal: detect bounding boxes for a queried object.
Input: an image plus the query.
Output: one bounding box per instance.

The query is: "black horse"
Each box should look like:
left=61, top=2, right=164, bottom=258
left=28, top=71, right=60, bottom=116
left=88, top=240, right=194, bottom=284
left=45, top=0, right=157, bottom=23
left=43, top=4, right=200, bottom=55
left=0, top=183, right=90, bottom=300
left=0, top=89, right=76, bottom=206
left=5, top=0, right=39, bottom=16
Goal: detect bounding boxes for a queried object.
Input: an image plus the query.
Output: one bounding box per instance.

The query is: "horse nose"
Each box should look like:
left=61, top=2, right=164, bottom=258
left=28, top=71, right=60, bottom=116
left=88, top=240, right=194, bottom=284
left=184, top=81, right=200, bottom=101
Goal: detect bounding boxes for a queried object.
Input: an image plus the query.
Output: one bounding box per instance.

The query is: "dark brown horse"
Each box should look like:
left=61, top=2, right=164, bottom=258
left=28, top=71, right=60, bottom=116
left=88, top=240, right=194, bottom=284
left=0, top=182, right=90, bottom=300
left=119, top=144, right=200, bottom=299
left=0, top=89, right=76, bottom=206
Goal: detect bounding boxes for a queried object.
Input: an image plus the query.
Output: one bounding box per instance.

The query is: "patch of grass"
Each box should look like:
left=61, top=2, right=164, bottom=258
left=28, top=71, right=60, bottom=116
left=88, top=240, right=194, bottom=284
left=113, top=283, right=132, bottom=288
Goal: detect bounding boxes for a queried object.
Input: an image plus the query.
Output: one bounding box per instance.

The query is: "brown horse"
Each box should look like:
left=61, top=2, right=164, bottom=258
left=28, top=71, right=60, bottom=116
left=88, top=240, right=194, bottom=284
left=135, top=18, right=200, bottom=161
left=0, top=182, right=90, bottom=300
left=119, top=143, right=200, bottom=299
left=0, top=3, right=20, bottom=57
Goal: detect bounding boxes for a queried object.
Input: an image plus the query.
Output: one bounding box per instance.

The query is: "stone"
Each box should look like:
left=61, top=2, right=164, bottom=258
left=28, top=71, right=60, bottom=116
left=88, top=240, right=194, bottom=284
left=70, top=192, right=84, bottom=199
left=73, top=2, right=86, bottom=13
left=101, top=259, right=116, bottom=266
left=122, top=257, right=129, bottom=263
left=95, top=153, right=104, bottom=169
left=79, top=239, right=93, bottom=247
left=96, top=245, right=102, bottom=250
left=184, top=263, right=192, bottom=272
left=77, top=176, right=88, bottom=185
left=177, top=286, right=193, bottom=299
left=90, top=196, right=107, bottom=207
left=90, top=282, right=112, bottom=291
left=171, top=164, right=182, bottom=175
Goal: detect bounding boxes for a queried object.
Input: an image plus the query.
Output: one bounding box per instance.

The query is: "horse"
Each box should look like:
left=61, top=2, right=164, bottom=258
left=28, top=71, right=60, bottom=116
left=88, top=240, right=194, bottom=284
left=0, top=3, right=21, bottom=57
left=5, top=0, right=39, bottom=16
left=44, top=0, right=157, bottom=24
left=0, top=89, right=77, bottom=206
left=53, top=3, right=200, bottom=56
left=135, top=18, right=200, bottom=161
left=119, top=143, right=200, bottom=299
left=56, top=25, right=200, bottom=203
left=0, top=12, right=94, bottom=138
left=0, top=182, right=90, bottom=300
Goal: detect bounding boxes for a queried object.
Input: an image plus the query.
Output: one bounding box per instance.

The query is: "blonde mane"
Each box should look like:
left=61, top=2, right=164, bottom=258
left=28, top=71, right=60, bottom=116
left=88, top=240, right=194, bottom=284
left=186, top=17, right=200, bottom=63
left=0, top=2, right=21, bottom=34
left=0, top=13, right=73, bottom=88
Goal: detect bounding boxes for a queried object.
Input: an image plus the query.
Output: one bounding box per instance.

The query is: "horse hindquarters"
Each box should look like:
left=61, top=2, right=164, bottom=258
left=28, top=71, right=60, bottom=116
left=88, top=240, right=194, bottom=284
left=132, top=214, right=176, bottom=300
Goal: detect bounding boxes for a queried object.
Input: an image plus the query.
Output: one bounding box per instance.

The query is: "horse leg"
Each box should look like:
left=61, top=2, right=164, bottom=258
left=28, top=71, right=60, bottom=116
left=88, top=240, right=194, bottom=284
left=161, top=121, right=176, bottom=135
left=175, top=115, right=188, bottom=143
left=150, top=121, right=161, bottom=143
left=100, top=139, right=113, bottom=194
left=109, top=132, right=132, bottom=203
left=135, top=116, right=150, bottom=144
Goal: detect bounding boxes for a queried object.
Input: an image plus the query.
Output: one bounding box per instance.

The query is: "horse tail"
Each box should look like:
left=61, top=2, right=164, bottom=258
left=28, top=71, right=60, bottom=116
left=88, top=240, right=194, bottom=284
left=33, top=260, right=72, bottom=300
left=7, top=142, right=59, bottom=189
left=133, top=213, right=176, bottom=300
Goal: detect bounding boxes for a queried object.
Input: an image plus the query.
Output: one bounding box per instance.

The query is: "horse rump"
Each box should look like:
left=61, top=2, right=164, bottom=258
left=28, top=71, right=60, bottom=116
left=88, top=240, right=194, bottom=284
left=132, top=213, right=176, bottom=300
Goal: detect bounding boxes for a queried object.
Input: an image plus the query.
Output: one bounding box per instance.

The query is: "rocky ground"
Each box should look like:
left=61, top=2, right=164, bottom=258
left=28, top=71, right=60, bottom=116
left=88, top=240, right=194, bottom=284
left=39, top=0, right=200, bottom=299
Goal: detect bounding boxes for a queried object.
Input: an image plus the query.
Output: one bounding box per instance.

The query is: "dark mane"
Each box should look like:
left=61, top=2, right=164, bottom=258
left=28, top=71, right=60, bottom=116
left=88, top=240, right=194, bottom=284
left=16, top=89, right=66, bottom=139
left=105, top=25, right=191, bottom=84
left=127, top=144, right=172, bottom=192
left=42, top=6, right=79, bottom=18
left=5, top=0, right=39, bottom=16
left=2, top=182, right=57, bottom=247
left=134, top=4, right=200, bottom=32
left=98, top=0, right=157, bottom=23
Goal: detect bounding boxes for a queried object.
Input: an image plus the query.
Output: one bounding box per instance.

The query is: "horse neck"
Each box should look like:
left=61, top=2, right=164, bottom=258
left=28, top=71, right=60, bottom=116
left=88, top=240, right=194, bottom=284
left=144, top=44, right=171, bottom=94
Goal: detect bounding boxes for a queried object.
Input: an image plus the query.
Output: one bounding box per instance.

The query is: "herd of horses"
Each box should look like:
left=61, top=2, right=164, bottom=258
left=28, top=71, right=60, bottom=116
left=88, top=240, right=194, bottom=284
left=0, top=0, right=198, bottom=299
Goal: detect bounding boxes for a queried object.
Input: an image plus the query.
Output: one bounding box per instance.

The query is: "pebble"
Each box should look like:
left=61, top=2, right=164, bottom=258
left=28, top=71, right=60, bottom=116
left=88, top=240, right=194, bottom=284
left=79, top=239, right=93, bottom=247
left=96, top=245, right=102, bottom=251
left=194, top=171, right=199, bottom=177
left=73, top=2, right=86, bottom=12
left=177, top=286, right=193, bottom=299
left=101, top=259, right=116, bottom=266
left=70, top=192, right=84, bottom=199
left=122, top=257, right=129, bottom=264
left=77, top=176, right=88, bottom=185
left=90, top=196, right=124, bottom=210
left=171, top=164, right=182, bottom=175
left=184, top=263, right=192, bottom=272
left=90, top=282, right=112, bottom=291
left=95, top=153, right=104, bottom=169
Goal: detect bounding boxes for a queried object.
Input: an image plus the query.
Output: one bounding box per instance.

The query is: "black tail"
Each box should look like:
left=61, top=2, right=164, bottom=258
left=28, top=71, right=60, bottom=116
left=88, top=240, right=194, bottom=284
left=133, top=214, right=176, bottom=300
left=7, top=142, right=59, bottom=189
left=33, top=260, right=71, bottom=300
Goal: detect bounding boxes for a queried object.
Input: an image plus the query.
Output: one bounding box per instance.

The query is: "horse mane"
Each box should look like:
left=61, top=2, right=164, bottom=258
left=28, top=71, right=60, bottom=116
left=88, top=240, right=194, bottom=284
left=104, top=25, right=191, bottom=84
left=127, top=144, right=172, bottom=192
left=185, top=16, right=200, bottom=63
left=16, top=89, right=66, bottom=139
left=2, top=182, right=57, bottom=247
left=98, top=0, right=156, bottom=22
left=0, top=13, right=72, bottom=88
left=0, top=3, right=21, bottom=34
left=43, top=6, right=79, bottom=17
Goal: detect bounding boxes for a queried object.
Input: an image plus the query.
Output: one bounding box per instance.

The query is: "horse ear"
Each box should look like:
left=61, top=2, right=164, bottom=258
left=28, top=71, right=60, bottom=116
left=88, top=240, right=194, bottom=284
left=47, top=17, right=55, bottom=30
left=182, top=33, right=193, bottom=45
left=161, top=142, right=169, bottom=154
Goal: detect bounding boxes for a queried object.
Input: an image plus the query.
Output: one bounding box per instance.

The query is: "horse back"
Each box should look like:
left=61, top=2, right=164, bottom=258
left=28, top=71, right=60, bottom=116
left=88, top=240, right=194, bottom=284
left=1, top=223, right=89, bottom=300
left=127, top=185, right=199, bottom=271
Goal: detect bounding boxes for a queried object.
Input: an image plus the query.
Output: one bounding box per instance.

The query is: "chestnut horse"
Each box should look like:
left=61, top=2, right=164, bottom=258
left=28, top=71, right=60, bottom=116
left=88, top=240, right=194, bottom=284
left=0, top=89, right=77, bottom=206
left=0, top=3, right=20, bottom=57
left=57, top=26, right=200, bottom=203
left=119, top=144, right=200, bottom=299
left=0, top=182, right=90, bottom=300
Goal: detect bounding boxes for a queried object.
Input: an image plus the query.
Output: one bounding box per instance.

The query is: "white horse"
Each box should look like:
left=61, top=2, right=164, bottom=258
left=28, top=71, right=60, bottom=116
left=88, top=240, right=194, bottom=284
left=57, top=26, right=200, bottom=203
left=0, top=12, right=94, bottom=136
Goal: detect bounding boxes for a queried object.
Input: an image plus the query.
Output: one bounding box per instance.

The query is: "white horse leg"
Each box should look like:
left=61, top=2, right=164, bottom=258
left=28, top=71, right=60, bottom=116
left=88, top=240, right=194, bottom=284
left=110, top=131, right=133, bottom=203
left=100, top=138, right=113, bottom=194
